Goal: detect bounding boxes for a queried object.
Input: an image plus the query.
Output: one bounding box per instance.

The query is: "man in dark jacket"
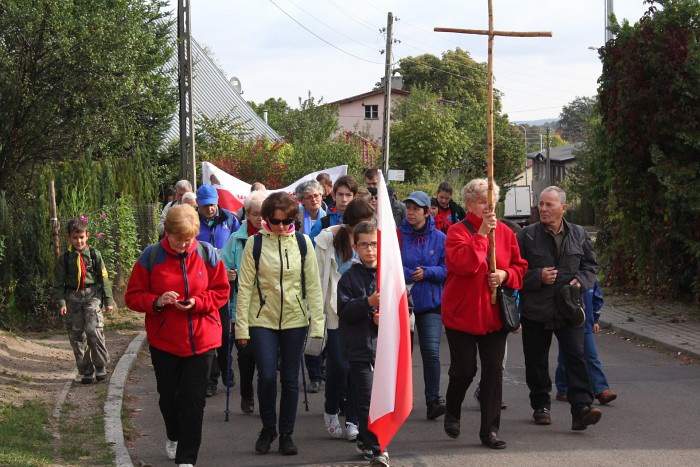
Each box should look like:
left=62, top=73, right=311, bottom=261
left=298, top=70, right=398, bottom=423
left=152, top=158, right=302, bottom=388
left=516, top=186, right=602, bottom=431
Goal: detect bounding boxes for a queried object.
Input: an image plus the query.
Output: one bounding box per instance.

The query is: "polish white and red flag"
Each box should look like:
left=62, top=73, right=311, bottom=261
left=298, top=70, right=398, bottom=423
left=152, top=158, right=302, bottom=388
left=368, top=172, right=413, bottom=451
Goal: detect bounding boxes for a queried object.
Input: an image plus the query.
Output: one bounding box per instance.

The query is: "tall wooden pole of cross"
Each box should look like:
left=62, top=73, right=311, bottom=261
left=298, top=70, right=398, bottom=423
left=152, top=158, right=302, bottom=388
left=435, top=0, right=551, bottom=304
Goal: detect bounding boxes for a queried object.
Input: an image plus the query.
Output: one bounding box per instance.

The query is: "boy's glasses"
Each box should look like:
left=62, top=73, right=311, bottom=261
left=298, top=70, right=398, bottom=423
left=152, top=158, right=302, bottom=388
left=268, top=217, right=294, bottom=226
left=356, top=242, right=378, bottom=250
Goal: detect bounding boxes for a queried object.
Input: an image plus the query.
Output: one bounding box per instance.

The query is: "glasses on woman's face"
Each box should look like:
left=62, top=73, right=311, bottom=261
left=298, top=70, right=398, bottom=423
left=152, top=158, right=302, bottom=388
left=356, top=241, right=378, bottom=250
left=303, top=193, right=322, bottom=201
left=268, top=217, right=294, bottom=226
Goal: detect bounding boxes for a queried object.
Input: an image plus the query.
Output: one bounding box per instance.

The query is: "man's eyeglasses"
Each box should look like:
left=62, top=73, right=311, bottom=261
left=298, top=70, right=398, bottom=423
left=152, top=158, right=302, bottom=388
left=268, top=217, right=294, bottom=226
left=356, top=241, right=378, bottom=250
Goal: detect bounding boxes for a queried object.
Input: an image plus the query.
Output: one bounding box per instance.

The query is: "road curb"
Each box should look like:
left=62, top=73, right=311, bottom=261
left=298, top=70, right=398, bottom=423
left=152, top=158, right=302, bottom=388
left=600, top=319, right=700, bottom=361
left=105, top=331, right=147, bottom=467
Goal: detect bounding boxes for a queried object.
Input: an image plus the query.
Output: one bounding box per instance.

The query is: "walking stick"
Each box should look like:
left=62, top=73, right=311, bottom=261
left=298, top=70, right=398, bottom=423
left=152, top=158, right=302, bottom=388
left=300, top=327, right=310, bottom=412
left=225, top=281, right=236, bottom=422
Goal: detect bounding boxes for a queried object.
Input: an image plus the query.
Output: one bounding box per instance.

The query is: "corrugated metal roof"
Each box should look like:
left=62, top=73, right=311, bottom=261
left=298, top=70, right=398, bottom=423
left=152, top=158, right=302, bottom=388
left=164, top=30, right=281, bottom=143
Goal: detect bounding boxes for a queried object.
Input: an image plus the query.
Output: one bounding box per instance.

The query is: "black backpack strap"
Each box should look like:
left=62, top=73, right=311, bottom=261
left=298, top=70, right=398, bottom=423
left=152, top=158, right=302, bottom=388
left=321, top=215, right=332, bottom=229
left=295, top=232, right=307, bottom=299
left=90, top=247, right=105, bottom=305
left=462, top=219, right=491, bottom=263
left=63, top=251, right=71, bottom=292
left=148, top=243, right=162, bottom=272
left=253, top=233, right=265, bottom=306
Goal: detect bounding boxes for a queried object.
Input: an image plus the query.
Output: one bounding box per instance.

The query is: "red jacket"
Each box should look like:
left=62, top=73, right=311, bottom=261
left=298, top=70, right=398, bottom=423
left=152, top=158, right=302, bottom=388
left=125, top=238, right=229, bottom=357
left=442, top=213, right=528, bottom=335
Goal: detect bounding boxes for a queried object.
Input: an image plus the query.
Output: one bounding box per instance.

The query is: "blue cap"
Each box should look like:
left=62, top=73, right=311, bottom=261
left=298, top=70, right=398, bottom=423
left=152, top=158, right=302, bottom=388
left=196, top=184, right=219, bottom=206
left=404, top=191, right=430, bottom=208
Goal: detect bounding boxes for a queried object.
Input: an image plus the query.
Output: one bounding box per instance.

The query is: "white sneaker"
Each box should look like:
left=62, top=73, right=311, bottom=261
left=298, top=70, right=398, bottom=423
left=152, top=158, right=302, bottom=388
left=345, top=422, right=359, bottom=441
left=324, top=412, right=344, bottom=438
left=165, top=439, right=177, bottom=460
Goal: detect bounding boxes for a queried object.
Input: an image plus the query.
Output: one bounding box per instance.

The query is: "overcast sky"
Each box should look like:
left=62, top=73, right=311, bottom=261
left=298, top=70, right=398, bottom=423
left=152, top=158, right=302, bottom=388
left=168, top=0, right=652, bottom=122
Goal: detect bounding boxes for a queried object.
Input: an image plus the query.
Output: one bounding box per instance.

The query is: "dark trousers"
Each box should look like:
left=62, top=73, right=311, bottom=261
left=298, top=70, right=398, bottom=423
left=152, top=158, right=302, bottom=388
left=249, top=326, right=307, bottom=435
left=445, top=327, right=507, bottom=437
left=150, top=345, right=215, bottom=465
left=521, top=317, right=594, bottom=414
left=305, top=353, right=324, bottom=382
left=324, top=328, right=358, bottom=425
left=348, top=361, right=381, bottom=455
left=234, top=335, right=256, bottom=399
left=209, top=304, right=233, bottom=387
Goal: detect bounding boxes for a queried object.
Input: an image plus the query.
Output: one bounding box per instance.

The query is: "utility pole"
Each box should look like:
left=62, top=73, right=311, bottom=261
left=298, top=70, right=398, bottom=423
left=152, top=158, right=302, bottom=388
left=381, top=12, right=393, bottom=178
left=605, top=0, right=614, bottom=43
left=546, top=127, right=552, bottom=187
left=178, top=0, right=197, bottom=188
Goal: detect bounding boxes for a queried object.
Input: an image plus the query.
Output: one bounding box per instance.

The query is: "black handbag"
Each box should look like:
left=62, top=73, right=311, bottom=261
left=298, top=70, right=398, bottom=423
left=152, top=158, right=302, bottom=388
left=497, top=285, right=520, bottom=333
left=462, top=220, right=521, bottom=333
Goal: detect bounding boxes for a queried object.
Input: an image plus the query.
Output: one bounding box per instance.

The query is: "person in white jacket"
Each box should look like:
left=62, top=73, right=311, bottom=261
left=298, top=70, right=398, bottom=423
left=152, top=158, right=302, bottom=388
left=314, top=199, right=375, bottom=444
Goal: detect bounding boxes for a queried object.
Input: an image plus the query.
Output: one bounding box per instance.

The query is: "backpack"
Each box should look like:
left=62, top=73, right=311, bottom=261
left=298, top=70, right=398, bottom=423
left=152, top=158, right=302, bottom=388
left=146, top=242, right=211, bottom=273
left=63, top=247, right=104, bottom=303
left=320, top=215, right=332, bottom=230
left=251, top=232, right=308, bottom=308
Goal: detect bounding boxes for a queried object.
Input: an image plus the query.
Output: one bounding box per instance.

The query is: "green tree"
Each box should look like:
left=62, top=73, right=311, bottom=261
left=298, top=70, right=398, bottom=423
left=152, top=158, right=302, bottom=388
left=397, top=48, right=495, bottom=110
left=0, top=0, right=176, bottom=192
left=558, top=96, right=595, bottom=142
left=390, top=88, right=467, bottom=181
left=248, top=97, right=291, bottom=135
left=592, top=0, right=700, bottom=300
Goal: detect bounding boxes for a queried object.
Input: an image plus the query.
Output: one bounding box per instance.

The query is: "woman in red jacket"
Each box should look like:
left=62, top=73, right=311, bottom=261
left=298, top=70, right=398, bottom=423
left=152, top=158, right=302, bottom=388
left=125, top=205, right=230, bottom=466
left=441, top=179, right=527, bottom=450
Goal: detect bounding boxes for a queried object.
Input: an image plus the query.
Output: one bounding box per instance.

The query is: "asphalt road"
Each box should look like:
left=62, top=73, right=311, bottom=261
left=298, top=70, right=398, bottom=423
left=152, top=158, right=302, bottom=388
left=125, top=328, right=700, bottom=466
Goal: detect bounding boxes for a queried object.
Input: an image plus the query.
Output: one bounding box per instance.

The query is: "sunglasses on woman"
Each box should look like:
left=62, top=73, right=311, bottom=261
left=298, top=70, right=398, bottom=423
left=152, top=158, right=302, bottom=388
left=268, top=217, right=295, bottom=225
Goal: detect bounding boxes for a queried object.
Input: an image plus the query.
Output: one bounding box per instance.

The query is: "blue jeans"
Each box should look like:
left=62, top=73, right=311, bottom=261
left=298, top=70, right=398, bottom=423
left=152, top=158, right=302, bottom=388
left=555, top=331, right=610, bottom=396
left=414, top=311, right=443, bottom=404
left=324, top=329, right=358, bottom=425
left=249, top=326, right=307, bottom=435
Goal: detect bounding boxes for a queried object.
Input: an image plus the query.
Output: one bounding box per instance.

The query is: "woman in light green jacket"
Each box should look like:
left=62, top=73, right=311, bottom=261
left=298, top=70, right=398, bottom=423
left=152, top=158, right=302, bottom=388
left=235, top=192, right=323, bottom=456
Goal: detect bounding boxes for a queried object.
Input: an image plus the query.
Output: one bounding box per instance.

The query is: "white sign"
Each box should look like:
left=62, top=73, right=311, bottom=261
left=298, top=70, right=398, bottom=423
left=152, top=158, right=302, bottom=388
left=387, top=169, right=405, bottom=181
left=201, top=161, right=347, bottom=201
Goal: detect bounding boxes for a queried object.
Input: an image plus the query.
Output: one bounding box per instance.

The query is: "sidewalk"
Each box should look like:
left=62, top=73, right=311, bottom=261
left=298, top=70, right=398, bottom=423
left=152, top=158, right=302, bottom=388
left=109, top=293, right=699, bottom=466
left=598, top=292, right=700, bottom=360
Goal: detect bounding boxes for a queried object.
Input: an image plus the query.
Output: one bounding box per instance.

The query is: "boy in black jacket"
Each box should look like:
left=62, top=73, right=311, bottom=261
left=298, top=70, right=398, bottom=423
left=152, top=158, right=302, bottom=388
left=337, top=221, right=389, bottom=467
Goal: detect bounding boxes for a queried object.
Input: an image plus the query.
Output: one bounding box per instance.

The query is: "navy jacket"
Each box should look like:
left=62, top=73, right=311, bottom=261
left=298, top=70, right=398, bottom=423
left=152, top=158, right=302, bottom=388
left=197, top=207, right=240, bottom=249
left=583, top=281, right=604, bottom=334
left=337, top=262, right=378, bottom=363
left=399, top=216, right=447, bottom=314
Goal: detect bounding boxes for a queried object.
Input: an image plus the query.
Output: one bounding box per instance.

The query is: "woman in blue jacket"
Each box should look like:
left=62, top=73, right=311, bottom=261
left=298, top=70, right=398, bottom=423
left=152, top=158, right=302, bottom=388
left=399, top=191, right=447, bottom=420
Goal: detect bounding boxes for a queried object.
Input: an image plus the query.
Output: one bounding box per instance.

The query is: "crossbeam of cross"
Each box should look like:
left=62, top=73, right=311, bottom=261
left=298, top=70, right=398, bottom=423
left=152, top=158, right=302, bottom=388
left=435, top=0, right=551, bottom=303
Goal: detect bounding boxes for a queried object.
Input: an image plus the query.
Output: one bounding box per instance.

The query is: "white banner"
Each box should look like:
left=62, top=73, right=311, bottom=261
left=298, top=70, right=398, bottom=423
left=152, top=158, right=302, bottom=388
left=200, top=162, right=347, bottom=212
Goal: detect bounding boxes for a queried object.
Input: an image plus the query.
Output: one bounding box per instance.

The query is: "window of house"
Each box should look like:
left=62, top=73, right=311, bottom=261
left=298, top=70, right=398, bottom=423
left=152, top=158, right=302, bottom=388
left=364, top=105, right=379, bottom=120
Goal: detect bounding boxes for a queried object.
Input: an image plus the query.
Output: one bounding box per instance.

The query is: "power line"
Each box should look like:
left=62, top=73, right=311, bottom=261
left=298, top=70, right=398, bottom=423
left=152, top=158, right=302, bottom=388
left=267, top=0, right=383, bottom=65
left=287, top=0, right=380, bottom=53
left=324, top=0, right=382, bottom=34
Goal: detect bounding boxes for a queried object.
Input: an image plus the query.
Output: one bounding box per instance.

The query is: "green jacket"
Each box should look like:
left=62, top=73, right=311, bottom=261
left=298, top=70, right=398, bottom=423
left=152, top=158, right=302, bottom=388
left=53, top=247, right=114, bottom=308
left=219, top=221, right=253, bottom=322
left=234, top=228, right=323, bottom=340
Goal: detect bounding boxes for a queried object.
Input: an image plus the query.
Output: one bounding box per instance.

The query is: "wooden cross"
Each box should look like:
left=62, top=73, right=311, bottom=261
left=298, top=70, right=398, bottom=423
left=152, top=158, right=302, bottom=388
left=435, top=0, right=551, bottom=303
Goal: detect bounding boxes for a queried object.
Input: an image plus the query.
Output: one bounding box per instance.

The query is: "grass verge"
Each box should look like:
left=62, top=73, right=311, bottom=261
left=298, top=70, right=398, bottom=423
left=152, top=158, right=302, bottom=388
left=0, top=400, right=54, bottom=466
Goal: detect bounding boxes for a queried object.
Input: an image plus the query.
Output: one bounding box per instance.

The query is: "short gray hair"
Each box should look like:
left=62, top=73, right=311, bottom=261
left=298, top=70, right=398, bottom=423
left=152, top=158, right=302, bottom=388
left=295, top=179, right=323, bottom=200
left=174, top=179, right=193, bottom=191
left=462, top=178, right=500, bottom=205
left=244, top=191, right=268, bottom=212
left=541, top=186, right=566, bottom=204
